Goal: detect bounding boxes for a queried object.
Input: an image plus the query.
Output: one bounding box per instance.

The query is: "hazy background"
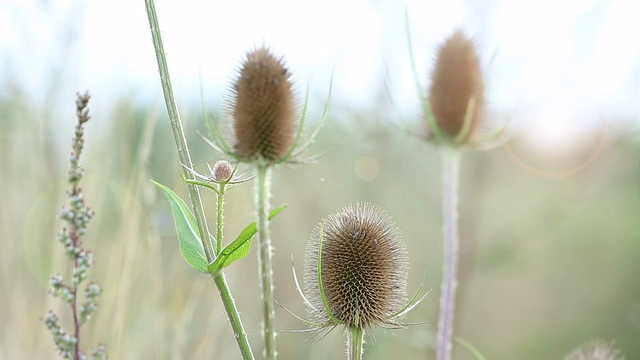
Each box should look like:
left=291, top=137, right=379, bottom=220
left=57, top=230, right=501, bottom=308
left=1, top=0, right=639, bottom=359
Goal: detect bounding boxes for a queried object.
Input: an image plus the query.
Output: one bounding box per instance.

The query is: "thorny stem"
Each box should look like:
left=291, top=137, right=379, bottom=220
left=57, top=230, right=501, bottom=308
left=347, top=326, right=365, bottom=360
left=144, top=1, right=255, bottom=359
left=216, top=184, right=225, bottom=254
left=213, top=272, right=254, bottom=360
left=213, top=180, right=254, bottom=359
left=256, top=163, right=277, bottom=359
left=437, top=149, right=461, bottom=360
left=143, top=0, right=213, bottom=262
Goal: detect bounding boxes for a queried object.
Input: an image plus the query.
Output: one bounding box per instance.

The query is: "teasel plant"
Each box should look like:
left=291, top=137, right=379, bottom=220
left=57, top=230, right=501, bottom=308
left=283, top=203, right=427, bottom=360
left=406, top=27, right=488, bottom=360
left=564, top=339, right=625, bottom=360
left=144, top=1, right=290, bottom=359
left=44, top=92, right=107, bottom=360
left=199, top=46, right=330, bottom=359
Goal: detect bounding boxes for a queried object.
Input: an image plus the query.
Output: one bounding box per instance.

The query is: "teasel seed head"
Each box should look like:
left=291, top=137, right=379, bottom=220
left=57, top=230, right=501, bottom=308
left=231, top=47, right=296, bottom=164
left=428, top=30, right=484, bottom=145
left=304, top=203, right=409, bottom=330
left=564, top=339, right=625, bottom=360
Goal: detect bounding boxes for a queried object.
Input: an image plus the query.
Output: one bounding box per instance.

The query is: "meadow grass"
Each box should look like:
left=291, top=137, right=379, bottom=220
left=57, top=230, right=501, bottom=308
left=0, top=87, right=639, bottom=358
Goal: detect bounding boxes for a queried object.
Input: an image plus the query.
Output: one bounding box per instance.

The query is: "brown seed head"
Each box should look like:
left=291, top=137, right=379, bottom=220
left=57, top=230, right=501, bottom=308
left=232, top=47, right=296, bottom=163
left=428, top=30, right=484, bottom=144
left=304, top=203, right=408, bottom=329
left=564, top=340, right=625, bottom=360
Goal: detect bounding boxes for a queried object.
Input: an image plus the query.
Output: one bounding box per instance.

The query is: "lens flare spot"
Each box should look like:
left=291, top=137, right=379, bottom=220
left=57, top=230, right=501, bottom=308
left=354, top=156, right=380, bottom=181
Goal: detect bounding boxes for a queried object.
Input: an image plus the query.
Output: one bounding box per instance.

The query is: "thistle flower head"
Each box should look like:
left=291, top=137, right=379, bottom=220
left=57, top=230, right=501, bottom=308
left=231, top=47, right=296, bottom=164
left=303, top=203, right=409, bottom=330
left=428, top=30, right=484, bottom=145
left=564, top=339, right=625, bottom=360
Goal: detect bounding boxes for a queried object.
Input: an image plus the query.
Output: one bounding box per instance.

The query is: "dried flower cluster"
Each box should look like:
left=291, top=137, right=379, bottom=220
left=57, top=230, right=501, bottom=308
left=232, top=47, right=296, bottom=164
left=44, top=92, right=106, bottom=360
left=428, top=30, right=484, bottom=145
left=304, top=203, right=408, bottom=330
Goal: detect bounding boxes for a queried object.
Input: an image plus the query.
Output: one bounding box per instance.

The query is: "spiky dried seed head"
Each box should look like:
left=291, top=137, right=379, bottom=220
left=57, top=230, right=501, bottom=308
left=428, top=30, right=484, bottom=144
left=564, top=339, right=625, bottom=360
left=304, top=203, right=408, bottom=330
left=212, top=160, right=233, bottom=182
left=232, top=47, right=296, bottom=163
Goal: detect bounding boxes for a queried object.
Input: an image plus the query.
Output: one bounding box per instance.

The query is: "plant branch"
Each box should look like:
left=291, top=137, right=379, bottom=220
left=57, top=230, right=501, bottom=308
left=144, top=1, right=255, bottom=358
left=216, top=184, right=225, bottom=254
left=143, top=0, right=214, bottom=261
left=213, top=272, right=255, bottom=359
left=437, top=149, right=461, bottom=360
left=256, top=163, right=277, bottom=359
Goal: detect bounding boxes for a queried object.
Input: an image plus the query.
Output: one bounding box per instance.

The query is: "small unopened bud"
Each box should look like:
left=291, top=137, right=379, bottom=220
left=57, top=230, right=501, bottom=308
left=212, top=160, right=233, bottom=182
left=428, top=30, right=484, bottom=144
left=232, top=47, right=296, bottom=163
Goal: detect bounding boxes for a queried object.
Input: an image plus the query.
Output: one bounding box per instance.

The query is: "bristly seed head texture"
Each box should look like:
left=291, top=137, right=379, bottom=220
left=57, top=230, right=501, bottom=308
left=232, top=47, right=296, bottom=163
left=304, top=203, right=408, bottom=330
left=564, top=339, right=625, bottom=360
left=428, top=30, right=484, bottom=144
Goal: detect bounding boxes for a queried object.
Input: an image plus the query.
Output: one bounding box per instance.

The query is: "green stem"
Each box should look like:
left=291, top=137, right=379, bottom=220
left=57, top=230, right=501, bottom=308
left=347, top=326, right=365, bottom=360
left=216, top=185, right=225, bottom=254
left=213, top=272, right=255, bottom=360
left=143, top=0, right=213, bottom=262
left=436, top=149, right=461, bottom=360
left=256, top=163, right=276, bottom=359
left=144, top=1, right=255, bottom=359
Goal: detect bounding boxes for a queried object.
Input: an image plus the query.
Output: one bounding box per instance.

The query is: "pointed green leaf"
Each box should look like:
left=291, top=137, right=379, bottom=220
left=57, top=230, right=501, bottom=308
left=152, top=180, right=209, bottom=273
left=208, top=205, right=286, bottom=273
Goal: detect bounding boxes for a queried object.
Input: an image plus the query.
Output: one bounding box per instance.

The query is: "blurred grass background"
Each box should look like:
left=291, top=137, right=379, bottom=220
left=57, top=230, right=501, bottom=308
left=0, top=83, right=638, bottom=359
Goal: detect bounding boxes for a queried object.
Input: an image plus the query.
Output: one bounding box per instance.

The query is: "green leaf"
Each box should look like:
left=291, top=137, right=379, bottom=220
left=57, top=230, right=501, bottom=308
left=208, top=205, right=286, bottom=273
left=152, top=180, right=209, bottom=273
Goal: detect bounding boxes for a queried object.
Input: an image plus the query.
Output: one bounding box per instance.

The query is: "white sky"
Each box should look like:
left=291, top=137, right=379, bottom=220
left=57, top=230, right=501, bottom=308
left=1, top=0, right=639, bottom=148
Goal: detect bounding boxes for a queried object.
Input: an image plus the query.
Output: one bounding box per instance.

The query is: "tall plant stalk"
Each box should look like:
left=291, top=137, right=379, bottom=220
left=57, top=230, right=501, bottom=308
left=256, top=163, right=276, bottom=359
left=144, top=1, right=254, bottom=358
left=412, top=29, right=483, bottom=359
left=436, top=149, right=461, bottom=360
left=44, top=92, right=106, bottom=360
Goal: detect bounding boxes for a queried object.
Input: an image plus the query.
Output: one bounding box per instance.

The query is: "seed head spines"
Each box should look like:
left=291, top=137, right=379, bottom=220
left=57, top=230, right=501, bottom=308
left=232, top=47, right=296, bottom=163
left=304, top=203, right=409, bottom=330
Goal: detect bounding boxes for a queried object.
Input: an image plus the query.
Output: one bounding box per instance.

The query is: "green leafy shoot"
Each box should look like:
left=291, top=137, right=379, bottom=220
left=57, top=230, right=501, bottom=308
left=152, top=180, right=210, bottom=273
left=207, top=205, right=286, bottom=274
